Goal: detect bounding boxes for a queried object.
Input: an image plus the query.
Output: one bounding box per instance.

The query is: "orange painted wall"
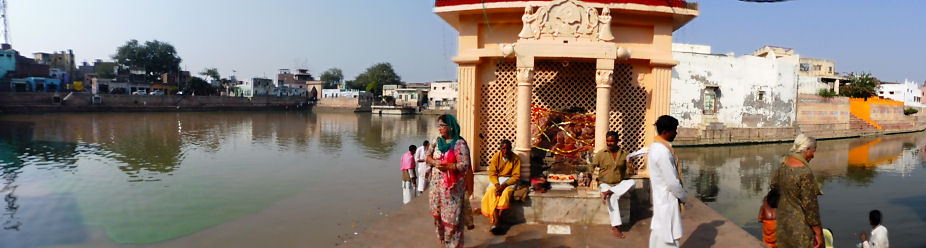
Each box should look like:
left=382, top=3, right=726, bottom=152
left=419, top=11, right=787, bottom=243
left=849, top=97, right=904, bottom=130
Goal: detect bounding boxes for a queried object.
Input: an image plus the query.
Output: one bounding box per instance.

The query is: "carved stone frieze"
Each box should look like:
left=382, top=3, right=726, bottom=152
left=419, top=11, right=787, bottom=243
left=518, top=0, right=615, bottom=42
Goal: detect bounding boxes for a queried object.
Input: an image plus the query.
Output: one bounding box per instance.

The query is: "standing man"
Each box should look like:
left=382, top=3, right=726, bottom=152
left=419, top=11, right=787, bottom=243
left=647, top=115, right=687, bottom=248
left=481, top=139, right=520, bottom=231
left=415, top=140, right=431, bottom=195
left=400, top=145, right=417, bottom=204
left=587, top=131, right=635, bottom=239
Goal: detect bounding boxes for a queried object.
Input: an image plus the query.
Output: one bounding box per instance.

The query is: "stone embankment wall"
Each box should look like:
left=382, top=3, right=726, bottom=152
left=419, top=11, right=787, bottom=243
left=314, top=97, right=370, bottom=112
left=0, top=92, right=311, bottom=112
left=674, top=94, right=926, bottom=146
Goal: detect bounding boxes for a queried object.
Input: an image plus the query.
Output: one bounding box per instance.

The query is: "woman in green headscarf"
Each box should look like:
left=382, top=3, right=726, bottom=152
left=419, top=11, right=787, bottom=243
left=426, top=114, right=471, bottom=248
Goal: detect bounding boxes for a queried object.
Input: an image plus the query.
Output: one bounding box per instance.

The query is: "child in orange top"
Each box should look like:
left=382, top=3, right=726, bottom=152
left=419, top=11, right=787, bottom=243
left=758, top=188, right=779, bottom=248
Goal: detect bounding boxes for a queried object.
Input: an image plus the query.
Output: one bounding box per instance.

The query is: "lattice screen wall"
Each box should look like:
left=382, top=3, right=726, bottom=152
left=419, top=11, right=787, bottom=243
left=481, top=60, right=643, bottom=167
left=480, top=61, right=518, bottom=167
left=609, top=63, right=648, bottom=169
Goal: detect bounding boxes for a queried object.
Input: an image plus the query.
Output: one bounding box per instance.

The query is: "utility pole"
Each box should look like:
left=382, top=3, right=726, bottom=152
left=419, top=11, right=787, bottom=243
left=1, top=0, right=9, bottom=44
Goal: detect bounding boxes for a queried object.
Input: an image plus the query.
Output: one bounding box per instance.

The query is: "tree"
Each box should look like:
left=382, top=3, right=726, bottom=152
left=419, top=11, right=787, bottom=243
left=351, top=63, right=404, bottom=95
left=182, top=76, right=218, bottom=96
left=320, top=68, right=344, bottom=89
left=199, top=68, right=235, bottom=95
left=345, top=80, right=362, bottom=90
left=200, top=68, right=221, bottom=82
left=839, top=72, right=879, bottom=98
left=94, top=62, right=117, bottom=78
left=112, top=39, right=182, bottom=81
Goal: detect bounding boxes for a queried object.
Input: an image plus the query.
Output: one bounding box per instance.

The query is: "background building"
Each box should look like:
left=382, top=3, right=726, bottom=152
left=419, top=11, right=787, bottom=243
left=252, top=77, right=273, bottom=96
left=671, top=43, right=798, bottom=129
left=878, top=80, right=923, bottom=107
left=428, top=80, right=457, bottom=110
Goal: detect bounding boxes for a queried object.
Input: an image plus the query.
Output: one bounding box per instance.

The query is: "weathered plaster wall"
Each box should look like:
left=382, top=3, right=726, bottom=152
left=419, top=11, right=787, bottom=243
left=797, top=75, right=827, bottom=95
left=671, top=51, right=797, bottom=128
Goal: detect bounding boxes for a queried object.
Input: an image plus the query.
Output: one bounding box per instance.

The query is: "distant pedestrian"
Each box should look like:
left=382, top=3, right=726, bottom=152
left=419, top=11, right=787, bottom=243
left=770, top=134, right=822, bottom=248
left=758, top=188, right=779, bottom=248
left=647, top=115, right=687, bottom=248
left=858, top=210, right=889, bottom=248
left=427, top=114, right=471, bottom=248
left=415, top=140, right=431, bottom=195
left=588, top=131, right=635, bottom=239
left=401, top=145, right=417, bottom=204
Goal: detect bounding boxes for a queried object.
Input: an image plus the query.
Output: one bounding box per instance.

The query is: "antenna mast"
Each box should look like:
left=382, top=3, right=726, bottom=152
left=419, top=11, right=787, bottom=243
left=1, top=0, right=8, bottom=44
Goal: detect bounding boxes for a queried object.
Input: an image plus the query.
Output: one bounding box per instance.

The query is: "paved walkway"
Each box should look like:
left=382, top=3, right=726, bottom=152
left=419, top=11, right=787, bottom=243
left=347, top=193, right=765, bottom=247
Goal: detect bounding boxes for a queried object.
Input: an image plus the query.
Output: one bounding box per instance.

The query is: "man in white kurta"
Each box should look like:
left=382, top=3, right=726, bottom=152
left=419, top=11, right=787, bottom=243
left=647, top=115, right=687, bottom=248
left=415, top=140, right=430, bottom=195
left=859, top=210, right=889, bottom=248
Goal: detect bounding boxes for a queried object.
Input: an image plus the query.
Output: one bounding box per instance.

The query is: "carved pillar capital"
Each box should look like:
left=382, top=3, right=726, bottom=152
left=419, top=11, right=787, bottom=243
left=595, top=69, right=614, bottom=88
left=516, top=67, right=534, bottom=86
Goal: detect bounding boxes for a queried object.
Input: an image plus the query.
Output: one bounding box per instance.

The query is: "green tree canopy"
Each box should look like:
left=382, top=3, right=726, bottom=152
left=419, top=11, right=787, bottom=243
left=112, top=39, right=182, bottom=81
left=94, top=62, right=117, bottom=78
left=839, top=72, right=879, bottom=98
left=199, top=68, right=221, bottom=82
left=351, top=63, right=404, bottom=95
left=320, top=68, right=344, bottom=89
left=182, top=76, right=218, bottom=96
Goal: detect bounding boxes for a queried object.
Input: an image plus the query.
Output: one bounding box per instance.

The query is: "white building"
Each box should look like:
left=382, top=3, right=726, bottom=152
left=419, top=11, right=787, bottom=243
left=383, top=84, right=427, bottom=107
left=877, top=80, right=923, bottom=107
left=321, top=88, right=373, bottom=99
left=671, top=44, right=799, bottom=129
left=428, top=81, right=458, bottom=110
left=232, top=80, right=253, bottom=97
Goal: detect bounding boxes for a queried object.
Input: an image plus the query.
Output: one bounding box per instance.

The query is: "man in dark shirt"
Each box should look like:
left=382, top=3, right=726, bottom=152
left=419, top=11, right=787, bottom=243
left=587, top=131, right=635, bottom=238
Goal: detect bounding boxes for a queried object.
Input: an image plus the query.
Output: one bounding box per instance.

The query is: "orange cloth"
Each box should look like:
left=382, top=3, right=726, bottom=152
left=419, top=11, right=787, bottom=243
left=488, top=152, right=521, bottom=186
left=481, top=184, right=514, bottom=224
left=761, top=219, right=777, bottom=248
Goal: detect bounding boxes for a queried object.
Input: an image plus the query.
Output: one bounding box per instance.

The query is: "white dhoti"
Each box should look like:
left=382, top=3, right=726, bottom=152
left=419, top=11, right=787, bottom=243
left=649, top=232, right=680, bottom=248
left=401, top=180, right=416, bottom=204
left=599, top=180, right=635, bottom=226
left=416, top=166, right=430, bottom=192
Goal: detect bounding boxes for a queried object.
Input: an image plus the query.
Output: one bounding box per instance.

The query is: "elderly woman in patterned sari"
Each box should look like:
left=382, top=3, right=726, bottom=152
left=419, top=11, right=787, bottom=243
left=770, top=134, right=823, bottom=248
left=426, top=114, right=471, bottom=248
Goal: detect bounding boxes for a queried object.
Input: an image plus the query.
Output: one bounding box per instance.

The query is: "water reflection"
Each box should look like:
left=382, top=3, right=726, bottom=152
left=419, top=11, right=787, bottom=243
left=0, top=112, right=438, bottom=247
left=677, top=132, right=926, bottom=247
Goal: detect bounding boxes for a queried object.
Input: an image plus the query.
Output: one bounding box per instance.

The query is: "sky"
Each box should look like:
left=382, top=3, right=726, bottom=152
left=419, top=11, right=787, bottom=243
left=9, top=0, right=926, bottom=84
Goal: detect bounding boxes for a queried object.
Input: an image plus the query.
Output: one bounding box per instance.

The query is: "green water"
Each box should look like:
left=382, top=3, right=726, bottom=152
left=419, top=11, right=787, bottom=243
left=6, top=111, right=924, bottom=247
left=0, top=112, right=436, bottom=247
left=677, top=132, right=926, bottom=247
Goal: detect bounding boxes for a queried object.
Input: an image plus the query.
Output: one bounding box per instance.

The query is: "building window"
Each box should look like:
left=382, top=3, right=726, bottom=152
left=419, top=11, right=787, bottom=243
left=702, top=87, right=719, bottom=115
left=828, top=67, right=833, bottom=73
left=813, top=65, right=822, bottom=71
left=890, top=91, right=894, bottom=95
left=757, top=91, right=766, bottom=101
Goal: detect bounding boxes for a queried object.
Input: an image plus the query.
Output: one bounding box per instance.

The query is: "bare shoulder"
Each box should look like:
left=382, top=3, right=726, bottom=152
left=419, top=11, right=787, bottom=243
left=784, top=157, right=803, bottom=167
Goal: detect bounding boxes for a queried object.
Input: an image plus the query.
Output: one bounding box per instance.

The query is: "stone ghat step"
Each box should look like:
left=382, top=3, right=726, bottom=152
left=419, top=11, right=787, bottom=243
left=347, top=184, right=765, bottom=247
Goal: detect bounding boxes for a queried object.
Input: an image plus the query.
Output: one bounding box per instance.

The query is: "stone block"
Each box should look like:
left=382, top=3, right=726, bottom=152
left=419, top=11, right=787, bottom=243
left=520, top=179, right=649, bottom=225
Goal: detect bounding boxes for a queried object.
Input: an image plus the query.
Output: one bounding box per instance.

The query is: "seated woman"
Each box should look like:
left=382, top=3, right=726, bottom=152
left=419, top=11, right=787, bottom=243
left=481, top=139, right=520, bottom=230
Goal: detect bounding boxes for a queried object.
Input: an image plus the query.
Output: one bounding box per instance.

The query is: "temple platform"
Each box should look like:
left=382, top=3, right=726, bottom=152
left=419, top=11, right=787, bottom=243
left=348, top=173, right=764, bottom=247
left=471, top=172, right=646, bottom=226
